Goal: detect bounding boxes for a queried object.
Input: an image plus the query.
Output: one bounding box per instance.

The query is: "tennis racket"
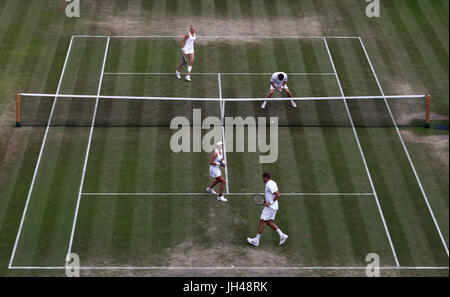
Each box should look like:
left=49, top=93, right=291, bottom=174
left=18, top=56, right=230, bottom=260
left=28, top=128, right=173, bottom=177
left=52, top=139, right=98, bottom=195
left=252, top=194, right=265, bottom=206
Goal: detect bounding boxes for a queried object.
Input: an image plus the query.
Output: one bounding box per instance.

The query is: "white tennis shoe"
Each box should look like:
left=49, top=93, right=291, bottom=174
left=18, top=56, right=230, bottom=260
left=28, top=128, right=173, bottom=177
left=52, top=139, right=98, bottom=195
left=290, top=100, right=297, bottom=108
left=279, top=234, right=288, bottom=246
left=217, top=195, right=228, bottom=202
left=261, top=101, right=267, bottom=109
left=247, top=237, right=259, bottom=247
left=176, top=71, right=181, bottom=79
left=185, top=75, right=191, bottom=82
left=206, top=187, right=217, bottom=195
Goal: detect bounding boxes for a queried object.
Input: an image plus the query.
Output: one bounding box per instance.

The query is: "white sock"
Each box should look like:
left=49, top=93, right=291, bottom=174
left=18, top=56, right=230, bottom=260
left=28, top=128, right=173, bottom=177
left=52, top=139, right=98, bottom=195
left=256, top=234, right=261, bottom=240
left=188, top=66, right=192, bottom=72
left=276, top=229, right=283, bottom=237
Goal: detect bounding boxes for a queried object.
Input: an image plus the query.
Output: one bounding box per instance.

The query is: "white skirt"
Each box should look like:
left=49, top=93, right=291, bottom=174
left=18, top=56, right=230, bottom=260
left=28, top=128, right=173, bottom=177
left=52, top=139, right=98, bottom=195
left=209, top=165, right=221, bottom=178
left=183, top=46, right=194, bottom=55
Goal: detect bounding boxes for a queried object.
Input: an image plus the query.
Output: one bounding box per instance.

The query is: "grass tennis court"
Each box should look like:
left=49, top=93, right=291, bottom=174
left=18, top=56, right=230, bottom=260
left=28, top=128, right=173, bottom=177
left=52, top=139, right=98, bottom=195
left=0, top=0, right=448, bottom=277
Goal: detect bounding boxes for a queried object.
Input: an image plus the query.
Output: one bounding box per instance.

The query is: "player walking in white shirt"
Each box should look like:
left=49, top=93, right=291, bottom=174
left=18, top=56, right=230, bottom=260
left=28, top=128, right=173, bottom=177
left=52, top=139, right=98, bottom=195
left=247, top=172, right=288, bottom=246
left=176, top=25, right=196, bottom=82
left=261, top=72, right=297, bottom=109
left=206, top=141, right=227, bottom=202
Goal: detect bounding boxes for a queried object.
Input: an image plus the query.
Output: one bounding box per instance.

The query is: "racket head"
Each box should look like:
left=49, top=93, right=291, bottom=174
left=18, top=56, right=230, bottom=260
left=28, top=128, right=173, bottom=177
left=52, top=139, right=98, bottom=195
left=252, top=194, right=265, bottom=206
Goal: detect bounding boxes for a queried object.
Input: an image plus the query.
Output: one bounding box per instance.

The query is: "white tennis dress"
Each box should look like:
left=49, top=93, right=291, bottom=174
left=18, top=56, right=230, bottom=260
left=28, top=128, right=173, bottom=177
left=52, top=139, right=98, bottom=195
left=209, top=149, right=223, bottom=178
left=261, top=179, right=279, bottom=220
left=182, top=32, right=196, bottom=54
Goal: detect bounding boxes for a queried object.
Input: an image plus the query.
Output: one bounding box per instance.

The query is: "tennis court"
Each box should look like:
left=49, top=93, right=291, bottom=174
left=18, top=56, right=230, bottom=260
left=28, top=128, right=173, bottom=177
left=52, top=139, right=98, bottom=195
left=7, top=35, right=448, bottom=275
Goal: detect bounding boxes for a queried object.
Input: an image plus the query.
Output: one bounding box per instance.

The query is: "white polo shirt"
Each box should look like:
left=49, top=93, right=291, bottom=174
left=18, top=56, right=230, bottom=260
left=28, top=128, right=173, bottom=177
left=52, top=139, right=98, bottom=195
left=270, top=72, right=288, bottom=88
left=265, top=180, right=279, bottom=210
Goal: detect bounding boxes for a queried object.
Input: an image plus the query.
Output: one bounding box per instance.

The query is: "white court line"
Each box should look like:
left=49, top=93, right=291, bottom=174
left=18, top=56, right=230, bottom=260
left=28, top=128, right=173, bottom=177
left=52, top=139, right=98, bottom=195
left=103, top=72, right=336, bottom=76
left=81, top=192, right=374, bottom=196
left=8, top=36, right=75, bottom=269
left=218, top=73, right=224, bottom=121
left=73, top=35, right=361, bottom=39
left=324, top=38, right=400, bottom=267
left=218, top=73, right=230, bottom=194
left=65, top=37, right=110, bottom=266
left=358, top=37, right=449, bottom=257
left=8, top=265, right=449, bottom=270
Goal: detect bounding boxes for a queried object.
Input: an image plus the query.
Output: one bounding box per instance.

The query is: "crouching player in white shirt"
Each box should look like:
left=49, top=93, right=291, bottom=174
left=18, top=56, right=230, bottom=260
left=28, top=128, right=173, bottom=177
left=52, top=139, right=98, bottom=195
left=261, top=72, right=297, bottom=109
left=247, top=172, right=288, bottom=246
left=206, top=141, right=227, bottom=202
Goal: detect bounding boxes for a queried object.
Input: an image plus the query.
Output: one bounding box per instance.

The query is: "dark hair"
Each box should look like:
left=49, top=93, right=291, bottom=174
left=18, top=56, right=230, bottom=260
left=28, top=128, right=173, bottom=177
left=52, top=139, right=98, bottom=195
left=277, top=73, right=284, bottom=80
left=262, top=172, right=271, bottom=179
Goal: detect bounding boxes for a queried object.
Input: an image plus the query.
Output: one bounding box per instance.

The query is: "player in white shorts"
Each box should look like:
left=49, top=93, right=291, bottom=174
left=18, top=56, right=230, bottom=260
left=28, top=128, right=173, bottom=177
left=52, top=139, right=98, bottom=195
left=261, top=72, right=297, bottom=109
left=206, top=141, right=227, bottom=202
left=176, top=25, right=196, bottom=82
left=247, top=172, right=288, bottom=246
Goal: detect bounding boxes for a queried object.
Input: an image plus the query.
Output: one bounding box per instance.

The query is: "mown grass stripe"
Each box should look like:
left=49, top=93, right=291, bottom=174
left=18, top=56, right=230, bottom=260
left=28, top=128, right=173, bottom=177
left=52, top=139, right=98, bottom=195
left=428, top=0, right=450, bottom=35
left=0, top=0, right=24, bottom=47
left=0, top=0, right=47, bottom=111
left=287, top=127, right=332, bottom=264
left=140, top=0, right=153, bottom=12
left=30, top=129, right=79, bottom=266
left=0, top=8, right=80, bottom=269
left=403, top=0, right=448, bottom=75
left=304, top=40, right=375, bottom=261
left=383, top=1, right=446, bottom=111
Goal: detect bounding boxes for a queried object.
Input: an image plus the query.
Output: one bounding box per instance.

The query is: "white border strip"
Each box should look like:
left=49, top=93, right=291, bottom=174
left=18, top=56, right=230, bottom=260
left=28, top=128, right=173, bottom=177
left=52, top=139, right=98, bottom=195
left=19, top=93, right=426, bottom=101
left=358, top=37, right=449, bottom=256
left=8, top=37, right=75, bottom=269
left=81, top=192, right=374, bottom=196
left=73, top=35, right=362, bottom=39
left=8, top=265, right=449, bottom=270
left=65, top=37, right=110, bottom=265
left=324, top=38, right=400, bottom=267
left=104, top=72, right=336, bottom=76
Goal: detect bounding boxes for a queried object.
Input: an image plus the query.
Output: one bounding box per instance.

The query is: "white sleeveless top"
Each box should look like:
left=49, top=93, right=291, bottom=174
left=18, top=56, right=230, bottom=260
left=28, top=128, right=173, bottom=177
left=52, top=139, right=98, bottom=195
left=211, top=148, right=223, bottom=167
left=182, top=32, right=196, bottom=53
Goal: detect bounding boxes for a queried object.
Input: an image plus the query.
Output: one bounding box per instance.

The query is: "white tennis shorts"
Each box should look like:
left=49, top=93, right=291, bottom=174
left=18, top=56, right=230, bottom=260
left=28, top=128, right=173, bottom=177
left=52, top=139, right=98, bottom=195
left=260, top=206, right=277, bottom=221
left=270, top=84, right=288, bottom=90
left=209, top=165, right=222, bottom=178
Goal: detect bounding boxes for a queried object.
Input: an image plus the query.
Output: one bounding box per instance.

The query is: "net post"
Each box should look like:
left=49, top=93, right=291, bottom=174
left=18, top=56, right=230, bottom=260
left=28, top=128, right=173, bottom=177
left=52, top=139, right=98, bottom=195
left=16, top=92, right=21, bottom=127
left=425, top=94, right=431, bottom=129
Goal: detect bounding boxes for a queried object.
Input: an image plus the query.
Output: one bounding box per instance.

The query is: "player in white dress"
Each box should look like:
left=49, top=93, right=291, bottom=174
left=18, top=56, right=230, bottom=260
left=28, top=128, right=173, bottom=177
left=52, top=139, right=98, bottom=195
left=247, top=172, right=288, bottom=246
left=176, top=25, right=196, bottom=82
left=261, top=72, right=297, bottom=109
left=206, top=141, right=227, bottom=202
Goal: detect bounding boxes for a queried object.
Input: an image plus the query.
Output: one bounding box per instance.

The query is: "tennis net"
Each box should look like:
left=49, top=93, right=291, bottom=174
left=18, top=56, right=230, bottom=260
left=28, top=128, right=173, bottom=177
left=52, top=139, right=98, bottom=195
left=16, top=93, right=431, bottom=127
